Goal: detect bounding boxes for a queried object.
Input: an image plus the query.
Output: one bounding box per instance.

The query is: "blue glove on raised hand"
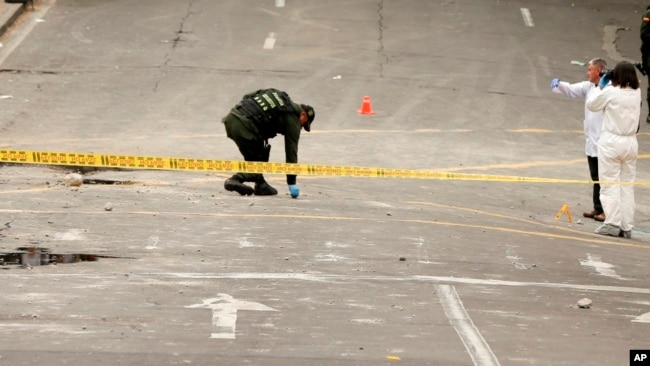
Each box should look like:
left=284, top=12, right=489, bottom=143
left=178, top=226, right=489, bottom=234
left=550, top=78, right=560, bottom=89
left=288, top=184, right=300, bottom=199
left=598, top=73, right=610, bottom=88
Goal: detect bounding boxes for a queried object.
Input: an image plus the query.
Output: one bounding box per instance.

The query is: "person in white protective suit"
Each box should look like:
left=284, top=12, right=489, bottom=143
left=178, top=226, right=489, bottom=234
left=586, top=61, right=641, bottom=238
left=550, top=58, right=608, bottom=222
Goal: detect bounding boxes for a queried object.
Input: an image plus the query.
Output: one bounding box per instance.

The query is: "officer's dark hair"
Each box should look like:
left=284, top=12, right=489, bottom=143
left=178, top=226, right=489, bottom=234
left=611, top=61, right=640, bottom=89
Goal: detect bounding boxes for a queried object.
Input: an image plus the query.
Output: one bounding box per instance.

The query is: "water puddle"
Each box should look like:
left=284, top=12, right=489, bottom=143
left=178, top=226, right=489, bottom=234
left=82, top=178, right=134, bottom=185
left=0, top=246, right=129, bottom=268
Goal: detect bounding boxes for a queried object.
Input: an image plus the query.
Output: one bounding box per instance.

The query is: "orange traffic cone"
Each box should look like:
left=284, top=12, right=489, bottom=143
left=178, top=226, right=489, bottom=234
left=357, top=95, right=375, bottom=115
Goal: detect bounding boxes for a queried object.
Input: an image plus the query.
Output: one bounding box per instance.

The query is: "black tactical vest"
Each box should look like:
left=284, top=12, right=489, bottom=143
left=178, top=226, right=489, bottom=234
left=253, top=89, right=290, bottom=113
left=238, top=89, right=293, bottom=122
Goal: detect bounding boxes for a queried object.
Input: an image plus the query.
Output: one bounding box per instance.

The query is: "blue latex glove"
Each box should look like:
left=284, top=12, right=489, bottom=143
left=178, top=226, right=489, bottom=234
left=288, top=184, right=300, bottom=198
left=550, top=78, right=560, bottom=89
left=598, top=74, right=610, bottom=88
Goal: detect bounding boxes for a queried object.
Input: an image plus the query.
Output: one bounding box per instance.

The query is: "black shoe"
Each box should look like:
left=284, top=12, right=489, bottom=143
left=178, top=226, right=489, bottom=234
left=618, top=230, right=632, bottom=239
left=224, top=176, right=253, bottom=196
left=254, top=181, right=278, bottom=196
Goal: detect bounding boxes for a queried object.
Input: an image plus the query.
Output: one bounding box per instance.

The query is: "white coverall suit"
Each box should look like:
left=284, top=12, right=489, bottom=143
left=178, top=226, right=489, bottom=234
left=586, top=86, right=641, bottom=231
left=552, top=81, right=604, bottom=214
left=552, top=81, right=602, bottom=158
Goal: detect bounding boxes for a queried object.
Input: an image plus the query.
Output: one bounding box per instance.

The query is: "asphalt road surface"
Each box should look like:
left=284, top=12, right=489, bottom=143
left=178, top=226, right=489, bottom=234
left=1, top=1, right=649, bottom=365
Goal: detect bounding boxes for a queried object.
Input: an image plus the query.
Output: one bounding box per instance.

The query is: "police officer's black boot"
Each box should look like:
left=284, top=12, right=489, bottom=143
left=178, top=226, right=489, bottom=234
left=224, top=174, right=254, bottom=196
left=254, top=177, right=278, bottom=196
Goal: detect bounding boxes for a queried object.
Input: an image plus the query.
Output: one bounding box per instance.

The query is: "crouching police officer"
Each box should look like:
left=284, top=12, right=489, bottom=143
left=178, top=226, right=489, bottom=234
left=221, top=88, right=315, bottom=198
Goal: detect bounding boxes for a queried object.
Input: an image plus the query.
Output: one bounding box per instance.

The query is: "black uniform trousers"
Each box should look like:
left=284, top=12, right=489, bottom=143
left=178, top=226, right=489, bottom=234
left=642, top=42, right=650, bottom=109
left=587, top=156, right=603, bottom=213
left=232, top=137, right=270, bottom=183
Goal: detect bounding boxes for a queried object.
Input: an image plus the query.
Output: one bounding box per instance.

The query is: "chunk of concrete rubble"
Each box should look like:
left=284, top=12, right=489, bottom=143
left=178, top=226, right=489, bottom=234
left=577, top=298, right=592, bottom=309
left=63, top=173, right=83, bottom=187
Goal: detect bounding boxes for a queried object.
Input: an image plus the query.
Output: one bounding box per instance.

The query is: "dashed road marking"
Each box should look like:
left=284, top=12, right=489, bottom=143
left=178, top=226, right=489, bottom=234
left=520, top=8, right=534, bottom=27
left=263, top=32, right=276, bottom=49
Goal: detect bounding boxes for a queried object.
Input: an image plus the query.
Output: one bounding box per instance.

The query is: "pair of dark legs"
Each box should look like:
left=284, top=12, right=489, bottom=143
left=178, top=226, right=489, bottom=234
left=643, top=44, right=650, bottom=121
left=224, top=138, right=277, bottom=196
left=587, top=156, right=603, bottom=214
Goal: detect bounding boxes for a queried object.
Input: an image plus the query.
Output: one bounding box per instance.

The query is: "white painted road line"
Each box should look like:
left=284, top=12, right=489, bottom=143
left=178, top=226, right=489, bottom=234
left=521, top=8, right=534, bottom=27
left=438, top=285, right=500, bottom=366
left=7, top=272, right=650, bottom=295
left=263, top=32, right=277, bottom=50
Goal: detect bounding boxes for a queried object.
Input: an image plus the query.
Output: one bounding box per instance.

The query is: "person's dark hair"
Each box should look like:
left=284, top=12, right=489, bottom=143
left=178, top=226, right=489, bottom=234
left=611, top=61, right=639, bottom=89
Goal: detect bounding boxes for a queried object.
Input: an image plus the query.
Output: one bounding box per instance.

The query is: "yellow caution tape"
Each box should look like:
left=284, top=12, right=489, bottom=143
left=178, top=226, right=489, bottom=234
left=0, top=148, right=647, bottom=185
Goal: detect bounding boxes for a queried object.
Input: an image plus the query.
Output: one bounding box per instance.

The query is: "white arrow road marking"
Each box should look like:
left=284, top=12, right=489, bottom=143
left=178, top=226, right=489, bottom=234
left=186, top=293, right=277, bottom=339
left=632, top=312, right=650, bottom=323
left=579, top=254, right=622, bottom=279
